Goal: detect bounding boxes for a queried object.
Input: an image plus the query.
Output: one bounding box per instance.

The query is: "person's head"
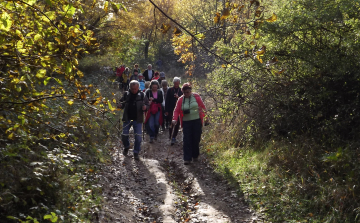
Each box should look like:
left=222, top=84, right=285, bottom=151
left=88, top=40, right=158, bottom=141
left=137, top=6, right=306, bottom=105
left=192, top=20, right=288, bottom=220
left=181, top=83, right=192, bottom=98
left=134, top=64, right=139, bottom=68
left=154, top=71, right=159, bottom=77
left=124, top=67, right=129, bottom=73
left=145, top=81, right=151, bottom=89
left=150, top=80, right=159, bottom=91
left=129, top=80, right=140, bottom=94
left=138, top=74, right=143, bottom=80
left=161, top=80, right=168, bottom=89
left=133, top=69, right=138, bottom=75
left=173, top=77, right=181, bottom=88
left=147, top=64, right=152, bottom=70
left=160, top=72, right=165, bottom=80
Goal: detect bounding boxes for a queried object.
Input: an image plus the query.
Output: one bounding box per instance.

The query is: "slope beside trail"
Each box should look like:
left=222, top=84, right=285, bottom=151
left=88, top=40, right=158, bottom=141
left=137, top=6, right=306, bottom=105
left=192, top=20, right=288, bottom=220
left=97, top=126, right=261, bottom=223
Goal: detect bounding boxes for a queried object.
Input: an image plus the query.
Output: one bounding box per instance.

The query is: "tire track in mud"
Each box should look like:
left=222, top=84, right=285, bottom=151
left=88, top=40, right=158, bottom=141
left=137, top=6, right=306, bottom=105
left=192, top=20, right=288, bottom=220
left=98, top=129, right=260, bottom=223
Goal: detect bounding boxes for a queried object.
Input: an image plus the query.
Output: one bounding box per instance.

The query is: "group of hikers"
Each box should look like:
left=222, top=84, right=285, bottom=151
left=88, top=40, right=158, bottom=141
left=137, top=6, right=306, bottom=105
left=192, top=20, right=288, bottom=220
left=117, top=63, right=208, bottom=165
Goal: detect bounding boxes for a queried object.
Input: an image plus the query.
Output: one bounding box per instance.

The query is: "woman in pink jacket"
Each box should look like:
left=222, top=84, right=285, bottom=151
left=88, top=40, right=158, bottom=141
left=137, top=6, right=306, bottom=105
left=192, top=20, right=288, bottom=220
left=172, top=83, right=207, bottom=165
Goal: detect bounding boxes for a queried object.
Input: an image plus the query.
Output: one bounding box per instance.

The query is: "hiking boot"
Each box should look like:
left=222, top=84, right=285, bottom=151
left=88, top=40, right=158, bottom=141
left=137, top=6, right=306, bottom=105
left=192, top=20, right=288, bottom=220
left=123, top=148, right=129, bottom=156
left=154, top=136, right=157, bottom=141
left=184, top=160, right=191, bottom=165
left=134, top=153, right=140, bottom=161
left=149, top=138, right=154, bottom=143
left=171, top=138, right=177, bottom=145
left=193, top=157, right=199, bottom=162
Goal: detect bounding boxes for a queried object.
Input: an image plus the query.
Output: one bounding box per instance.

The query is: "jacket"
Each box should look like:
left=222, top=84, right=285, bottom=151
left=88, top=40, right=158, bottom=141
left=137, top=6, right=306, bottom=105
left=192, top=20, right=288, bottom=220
left=165, top=87, right=183, bottom=114
left=144, top=89, right=164, bottom=125
left=119, top=90, right=149, bottom=123
left=172, top=93, right=206, bottom=127
left=143, top=70, right=154, bottom=81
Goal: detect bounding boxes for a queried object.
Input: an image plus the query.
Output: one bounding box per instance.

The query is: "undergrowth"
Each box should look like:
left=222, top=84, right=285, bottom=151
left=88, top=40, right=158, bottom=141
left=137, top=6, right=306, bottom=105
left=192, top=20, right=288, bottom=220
left=202, top=124, right=360, bottom=222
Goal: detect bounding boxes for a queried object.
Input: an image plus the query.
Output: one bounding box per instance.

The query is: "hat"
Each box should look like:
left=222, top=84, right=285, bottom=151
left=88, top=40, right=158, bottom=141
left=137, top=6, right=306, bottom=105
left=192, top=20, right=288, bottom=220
left=160, top=72, right=165, bottom=78
left=138, top=73, right=143, bottom=77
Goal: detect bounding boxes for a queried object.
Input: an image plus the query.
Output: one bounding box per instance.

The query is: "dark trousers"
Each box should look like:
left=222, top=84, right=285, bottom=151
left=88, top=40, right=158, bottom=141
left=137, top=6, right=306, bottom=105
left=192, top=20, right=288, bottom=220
left=169, top=114, right=180, bottom=139
left=182, top=119, right=202, bottom=161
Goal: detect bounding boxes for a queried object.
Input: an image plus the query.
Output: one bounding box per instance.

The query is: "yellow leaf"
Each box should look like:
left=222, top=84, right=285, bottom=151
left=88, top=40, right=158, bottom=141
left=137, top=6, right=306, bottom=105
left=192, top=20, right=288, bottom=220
left=220, top=8, right=230, bottom=21
left=160, top=24, right=171, bottom=34
left=36, top=69, right=47, bottom=79
left=104, top=1, right=109, bottom=13
left=266, top=13, right=277, bottom=22
left=113, top=99, right=116, bottom=103
left=8, top=133, right=14, bottom=140
left=173, top=27, right=182, bottom=36
left=67, top=100, right=74, bottom=105
left=214, top=12, right=220, bottom=24
left=256, top=45, right=266, bottom=56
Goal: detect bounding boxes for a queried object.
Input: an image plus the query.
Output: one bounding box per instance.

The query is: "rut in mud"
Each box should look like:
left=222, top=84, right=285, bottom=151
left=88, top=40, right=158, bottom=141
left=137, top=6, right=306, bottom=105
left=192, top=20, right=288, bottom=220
left=97, top=128, right=261, bottom=223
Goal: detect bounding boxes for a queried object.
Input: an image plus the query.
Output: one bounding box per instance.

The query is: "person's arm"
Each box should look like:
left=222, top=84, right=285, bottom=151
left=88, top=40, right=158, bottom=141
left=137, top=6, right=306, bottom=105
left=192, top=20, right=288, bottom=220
left=172, top=97, right=182, bottom=121
left=118, top=92, right=127, bottom=109
left=165, top=88, right=171, bottom=113
left=143, top=93, right=149, bottom=111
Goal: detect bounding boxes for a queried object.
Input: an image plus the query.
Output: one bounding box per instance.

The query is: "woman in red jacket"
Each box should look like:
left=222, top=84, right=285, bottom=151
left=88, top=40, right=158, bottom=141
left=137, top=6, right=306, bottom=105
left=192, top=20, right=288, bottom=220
left=172, top=83, right=207, bottom=165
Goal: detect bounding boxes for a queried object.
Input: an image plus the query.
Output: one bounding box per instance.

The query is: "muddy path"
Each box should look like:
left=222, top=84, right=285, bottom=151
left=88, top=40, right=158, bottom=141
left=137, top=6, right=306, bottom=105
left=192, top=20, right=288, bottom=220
left=97, top=127, right=260, bottom=223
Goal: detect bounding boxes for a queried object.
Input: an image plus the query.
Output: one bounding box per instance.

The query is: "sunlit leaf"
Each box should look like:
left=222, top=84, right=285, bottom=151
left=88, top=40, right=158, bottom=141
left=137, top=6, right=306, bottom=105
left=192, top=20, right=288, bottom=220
left=256, top=45, right=266, bottom=56
left=67, top=100, right=74, bottom=105
left=173, top=27, right=182, bottom=36
left=0, top=12, right=12, bottom=32
left=108, top=100, right=115, bottom=111
left=54, top=78, right=63, bottom=85
left=44, top=77, right=52, bottom=85
left=104, top=1, right=109, bottom=13
left=160, top=24, right=171, bottom=34
left=266, top=13, right=277, bottom=22
left=36, top=69, right=47, bottom=79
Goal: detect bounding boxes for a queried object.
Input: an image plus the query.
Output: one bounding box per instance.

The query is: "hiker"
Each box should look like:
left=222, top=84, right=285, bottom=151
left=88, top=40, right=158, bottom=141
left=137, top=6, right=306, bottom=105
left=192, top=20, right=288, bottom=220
left=143, top=64, right=154, bottom=81
left=151, top=71, right=160, bottom=81
left=134, top=64, right=141, bottom=74
left=143, top=81, right=150, bottom=92
left=130, top=69, right=139, bottom=81
left=156, top=59, right=162, bottom=70
left=138, top=74, right=145, bottom=91
left=122, top=67, right=130, bottom=91
left=145, top=80, right=164, bottom=143
left=118, top=80, right=149, bottom=160
left=172, top=83, right=207, bottom=165
left=165, top=77, right=183, bottom=144
left=158, top=72, right=166, bottom=86
left=116, top=65, right=125, bottom=89
left=160, top=80, right=169, bottom=131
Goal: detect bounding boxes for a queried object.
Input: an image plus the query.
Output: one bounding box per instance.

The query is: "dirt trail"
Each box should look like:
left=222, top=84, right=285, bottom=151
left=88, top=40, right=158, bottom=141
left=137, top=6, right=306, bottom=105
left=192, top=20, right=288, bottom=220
left=98, top=128, right=259, bottom=223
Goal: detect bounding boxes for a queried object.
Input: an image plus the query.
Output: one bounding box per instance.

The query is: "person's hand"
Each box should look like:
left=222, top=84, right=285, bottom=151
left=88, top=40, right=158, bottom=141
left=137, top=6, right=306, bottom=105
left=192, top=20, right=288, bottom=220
left=142, top=105, right=147, bottom=111
left=149, top=97, right=154, bottom=101
left=165, top=112, right=168, bottom=116
left=174, top=94, right=179, bottom=99
left=172, top=120, right=177, bottom=126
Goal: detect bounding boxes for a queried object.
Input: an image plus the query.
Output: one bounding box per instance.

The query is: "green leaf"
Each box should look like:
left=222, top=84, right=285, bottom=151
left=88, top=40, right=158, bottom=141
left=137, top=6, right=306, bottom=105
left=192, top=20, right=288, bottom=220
left=54, top=78, right=63, bottom=85
left=118, top=3, right=128, bottom=12
left=0, top=12, right=12, bottom=32
left=43, top=212, right=58, bottom=222
left=36, top=69, right=47, bottom=79
left=44, top=77, right=52, bottom=85
left=65, top=62, right=72, bottom=75
left=25, top=0, right=37, bottom=6
left=63, top=5, right=76, bottom=18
